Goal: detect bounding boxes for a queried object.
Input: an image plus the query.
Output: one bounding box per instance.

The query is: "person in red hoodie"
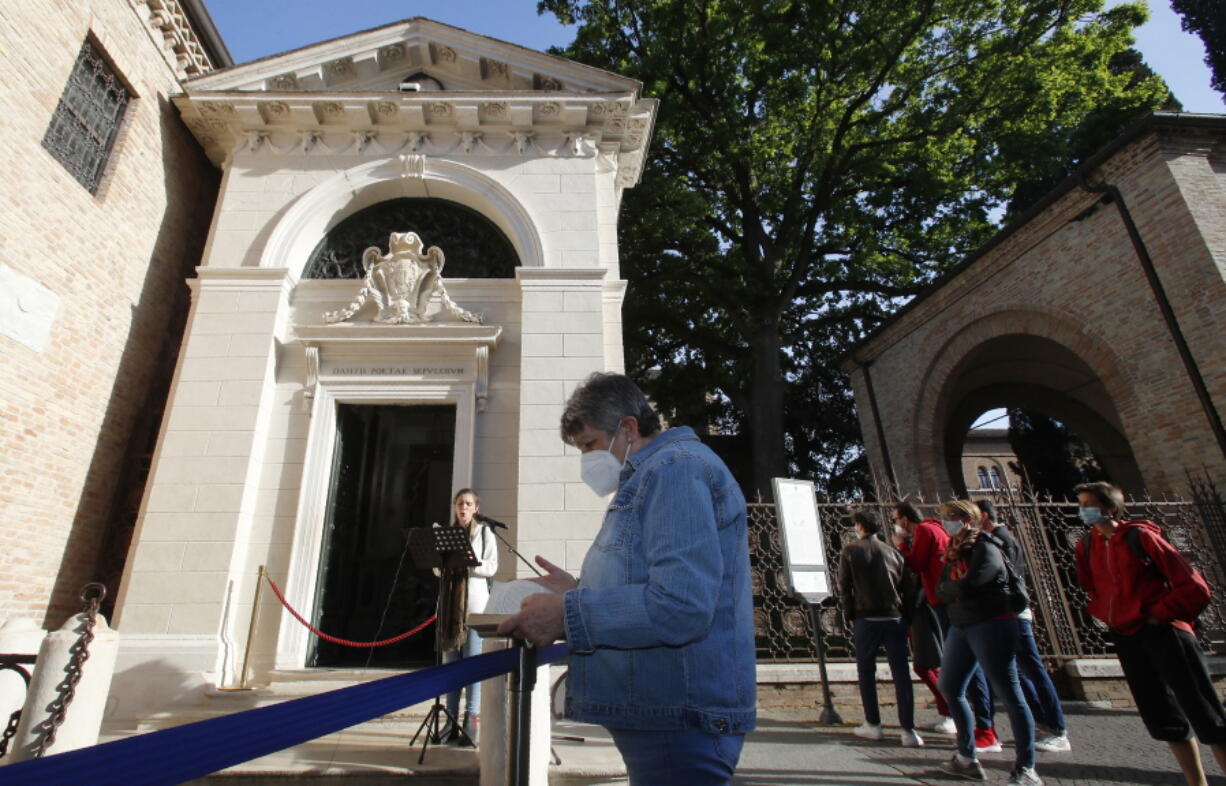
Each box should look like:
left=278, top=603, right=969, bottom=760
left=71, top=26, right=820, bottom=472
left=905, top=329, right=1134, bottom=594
left=894, top=502, right=998, bottom=751
left=1074, top=481, right=1226, bottom=786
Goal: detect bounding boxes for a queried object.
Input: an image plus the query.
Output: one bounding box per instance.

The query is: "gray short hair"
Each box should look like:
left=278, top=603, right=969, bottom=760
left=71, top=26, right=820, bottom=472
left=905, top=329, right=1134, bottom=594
left=560, top=372, right=661, bottom=446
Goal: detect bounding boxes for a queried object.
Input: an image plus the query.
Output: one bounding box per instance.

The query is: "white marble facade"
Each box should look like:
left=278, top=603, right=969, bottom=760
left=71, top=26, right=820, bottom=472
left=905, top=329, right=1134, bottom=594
left=107, top=19, right=655, bottom=724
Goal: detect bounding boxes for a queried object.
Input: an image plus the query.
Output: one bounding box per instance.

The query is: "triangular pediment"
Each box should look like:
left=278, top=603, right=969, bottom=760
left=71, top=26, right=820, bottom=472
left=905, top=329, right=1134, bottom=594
left=187, top=17, right=639, bottom=95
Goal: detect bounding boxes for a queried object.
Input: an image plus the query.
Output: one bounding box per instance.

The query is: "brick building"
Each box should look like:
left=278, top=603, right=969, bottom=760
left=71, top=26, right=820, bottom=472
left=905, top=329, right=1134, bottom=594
left=960, top=427, right=1023, bottom=499
left=0, top=0, right=230, bottom=626
left=842, top=113, right=1226, bottom=499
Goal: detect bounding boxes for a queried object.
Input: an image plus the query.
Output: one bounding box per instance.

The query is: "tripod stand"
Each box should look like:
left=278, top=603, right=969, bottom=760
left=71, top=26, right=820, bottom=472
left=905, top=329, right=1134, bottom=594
left=408, top=525, right=478, bottom=763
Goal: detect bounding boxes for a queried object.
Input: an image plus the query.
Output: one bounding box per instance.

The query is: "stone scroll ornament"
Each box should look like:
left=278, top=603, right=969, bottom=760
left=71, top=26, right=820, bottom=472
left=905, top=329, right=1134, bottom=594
left=322, top=232, right=482, bottom=324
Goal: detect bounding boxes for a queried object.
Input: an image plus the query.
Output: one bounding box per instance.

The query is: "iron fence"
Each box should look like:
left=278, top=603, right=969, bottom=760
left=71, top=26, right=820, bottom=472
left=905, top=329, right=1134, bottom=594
left=749, top=483, right=1226, bottom=664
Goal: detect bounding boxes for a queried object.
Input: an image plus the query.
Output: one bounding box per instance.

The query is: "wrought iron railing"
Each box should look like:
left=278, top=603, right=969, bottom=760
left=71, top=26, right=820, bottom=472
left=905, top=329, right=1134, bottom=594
left=748, top=482, right=1226, bottom=664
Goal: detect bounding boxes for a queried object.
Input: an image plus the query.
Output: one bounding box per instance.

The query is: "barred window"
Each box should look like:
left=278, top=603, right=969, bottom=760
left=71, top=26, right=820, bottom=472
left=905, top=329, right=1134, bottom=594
left=304, top=198, right=518, bottom=280
left=42, top=39, right=132, bottom=194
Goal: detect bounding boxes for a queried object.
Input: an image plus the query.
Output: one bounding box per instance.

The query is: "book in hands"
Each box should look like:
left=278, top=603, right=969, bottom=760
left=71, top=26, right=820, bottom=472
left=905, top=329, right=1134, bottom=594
left=468, top=578, right=558, bottom=635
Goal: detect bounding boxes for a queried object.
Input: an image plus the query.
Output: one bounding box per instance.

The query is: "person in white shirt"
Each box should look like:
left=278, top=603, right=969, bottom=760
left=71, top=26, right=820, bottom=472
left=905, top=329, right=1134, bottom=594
left=440, top=488, right=498, bottom=743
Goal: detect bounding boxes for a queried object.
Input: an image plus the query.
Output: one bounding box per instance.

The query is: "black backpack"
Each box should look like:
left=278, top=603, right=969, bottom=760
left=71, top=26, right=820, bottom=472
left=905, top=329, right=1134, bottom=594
left=980, top=531, right=1029, bottom=614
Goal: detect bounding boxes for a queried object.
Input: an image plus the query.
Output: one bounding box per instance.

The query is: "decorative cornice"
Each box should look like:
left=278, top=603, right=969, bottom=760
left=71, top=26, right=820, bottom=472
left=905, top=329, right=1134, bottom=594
left=174, top=91, right=657, bottom=189
left=183, top=20, right=641, bottom=95
left=294, top=323, right=503, bottom=346
left=515, top=268, right=608, bottom=286
left=131, top=0, right=223, bottom=79
left=190, top=266, right=296, bottom=293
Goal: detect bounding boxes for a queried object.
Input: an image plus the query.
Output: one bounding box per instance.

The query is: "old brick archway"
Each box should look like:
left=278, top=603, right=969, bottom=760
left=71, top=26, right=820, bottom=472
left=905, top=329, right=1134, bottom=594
left=842, top=116, right=1226, bottom=498
left=937, top=333, right=1143, bottom=496
left=914, top=306, right=1144, bottom=496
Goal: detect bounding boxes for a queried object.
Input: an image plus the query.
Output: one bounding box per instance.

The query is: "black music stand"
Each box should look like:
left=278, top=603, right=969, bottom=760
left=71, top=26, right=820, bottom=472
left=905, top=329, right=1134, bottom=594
left=408, top=526, right=480, bottom=762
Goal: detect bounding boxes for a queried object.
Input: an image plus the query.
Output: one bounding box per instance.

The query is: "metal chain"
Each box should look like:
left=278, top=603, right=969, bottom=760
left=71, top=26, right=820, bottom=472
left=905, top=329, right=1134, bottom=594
left=32, top=583, right=106, bottom=758
left=0, top=710, right=21, bottom=759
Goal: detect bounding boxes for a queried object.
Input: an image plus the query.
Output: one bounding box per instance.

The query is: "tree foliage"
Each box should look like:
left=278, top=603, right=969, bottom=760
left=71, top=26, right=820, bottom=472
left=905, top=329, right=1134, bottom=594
left=1172, top=0, right=1226, bottom=99
left=1006, top=408, right=1108, bottom=499
left=540, top=0, right=1173, bottom=498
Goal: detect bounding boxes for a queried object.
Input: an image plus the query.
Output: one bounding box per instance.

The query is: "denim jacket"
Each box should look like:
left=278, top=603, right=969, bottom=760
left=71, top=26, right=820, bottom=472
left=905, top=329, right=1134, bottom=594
left=562, top=426, right=757, bottom=734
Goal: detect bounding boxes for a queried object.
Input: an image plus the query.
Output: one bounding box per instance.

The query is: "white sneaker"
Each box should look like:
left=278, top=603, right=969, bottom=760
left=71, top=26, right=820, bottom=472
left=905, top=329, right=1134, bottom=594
left=1034, top=732, right=1071, bottom=752
left=853, top=722, right=885, bottom=740
left=932, top=716, right=957, bottom=735
left=1007, top=765, right=1044, bottom=785
left=901, top=728, right=924, bottom=747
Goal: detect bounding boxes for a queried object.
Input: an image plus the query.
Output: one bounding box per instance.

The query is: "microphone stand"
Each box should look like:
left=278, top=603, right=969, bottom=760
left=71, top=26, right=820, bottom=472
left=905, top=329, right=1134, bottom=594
left=488, top=525, right=543, bottom=577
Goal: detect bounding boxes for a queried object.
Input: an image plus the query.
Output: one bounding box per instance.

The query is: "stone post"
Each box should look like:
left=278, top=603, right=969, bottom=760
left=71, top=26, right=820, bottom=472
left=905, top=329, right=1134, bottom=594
left=7, top=614, right=120, bottom=762
left=478, top=637, right=552, bottom=786
left=0, top=618, right=44, bottom=740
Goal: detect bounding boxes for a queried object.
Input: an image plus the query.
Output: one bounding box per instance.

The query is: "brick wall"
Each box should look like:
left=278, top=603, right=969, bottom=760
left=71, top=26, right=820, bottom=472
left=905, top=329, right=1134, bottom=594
left=846, top=123, right=1226, bottom=497
left=0, top=0, right=219, bottom=624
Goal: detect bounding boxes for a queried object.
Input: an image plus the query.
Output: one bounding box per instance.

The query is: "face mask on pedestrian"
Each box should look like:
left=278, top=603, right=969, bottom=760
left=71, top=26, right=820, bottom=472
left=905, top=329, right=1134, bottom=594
left=1079, top=506, right=1107, bottom=526
left=894, top=525, right=909, bottom=538
left=942, top=519, right=964, bottom=536
left=580, top=424, right=629, bottom=497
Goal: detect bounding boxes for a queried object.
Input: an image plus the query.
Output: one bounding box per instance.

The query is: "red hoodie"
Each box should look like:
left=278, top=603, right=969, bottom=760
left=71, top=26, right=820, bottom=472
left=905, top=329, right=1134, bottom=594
left=1075, top=520, right=1210, bottom=636
left=899, top=518, right=950, bottom=607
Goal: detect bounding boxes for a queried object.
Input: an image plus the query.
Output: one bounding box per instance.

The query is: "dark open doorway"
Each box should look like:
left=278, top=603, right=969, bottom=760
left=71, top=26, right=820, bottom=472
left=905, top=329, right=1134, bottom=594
left=309, top=403, right=456, bottom=668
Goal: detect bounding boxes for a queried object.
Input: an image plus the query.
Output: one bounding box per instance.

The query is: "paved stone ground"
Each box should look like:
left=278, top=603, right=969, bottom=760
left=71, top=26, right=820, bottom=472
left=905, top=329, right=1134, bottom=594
left=196, top=703, right=1226, bottom=784
left=780, top=703, right=1226, bottom=786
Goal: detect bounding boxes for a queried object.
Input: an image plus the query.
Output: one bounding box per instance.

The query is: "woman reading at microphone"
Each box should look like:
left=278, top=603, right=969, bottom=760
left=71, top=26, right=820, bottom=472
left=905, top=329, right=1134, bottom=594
left=439, top=488, right=498, bottom=744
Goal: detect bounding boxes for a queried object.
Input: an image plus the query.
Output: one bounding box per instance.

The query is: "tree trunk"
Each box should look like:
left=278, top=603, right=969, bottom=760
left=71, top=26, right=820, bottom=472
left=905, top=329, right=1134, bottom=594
left=747, top=322, right=788, bottom=500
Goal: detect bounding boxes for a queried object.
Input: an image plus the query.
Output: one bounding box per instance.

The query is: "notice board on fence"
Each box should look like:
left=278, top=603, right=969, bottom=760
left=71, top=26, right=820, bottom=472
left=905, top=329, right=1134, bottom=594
left=771, top=477, right=830, bottom=603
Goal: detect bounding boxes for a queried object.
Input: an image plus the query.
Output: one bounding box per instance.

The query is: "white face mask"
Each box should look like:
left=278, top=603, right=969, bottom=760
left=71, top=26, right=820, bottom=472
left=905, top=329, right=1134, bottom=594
left=942, top=519, right=964, bottom=536
left=580, top=426, right=629, bottom=497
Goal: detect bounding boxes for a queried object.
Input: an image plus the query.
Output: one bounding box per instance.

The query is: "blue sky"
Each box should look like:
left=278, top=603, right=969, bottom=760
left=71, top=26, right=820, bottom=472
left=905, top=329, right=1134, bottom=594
left=205, top=0, right=1221, bottom=112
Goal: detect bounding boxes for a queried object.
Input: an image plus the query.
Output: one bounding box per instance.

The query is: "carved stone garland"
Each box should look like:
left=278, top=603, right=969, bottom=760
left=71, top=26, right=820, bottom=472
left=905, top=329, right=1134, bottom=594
left=323, top=232, right=482, bottom=325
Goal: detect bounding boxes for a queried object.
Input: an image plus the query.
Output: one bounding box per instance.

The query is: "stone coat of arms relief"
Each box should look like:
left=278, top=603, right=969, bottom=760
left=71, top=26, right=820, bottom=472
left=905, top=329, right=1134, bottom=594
left=322, top=231, right=482, bottom=324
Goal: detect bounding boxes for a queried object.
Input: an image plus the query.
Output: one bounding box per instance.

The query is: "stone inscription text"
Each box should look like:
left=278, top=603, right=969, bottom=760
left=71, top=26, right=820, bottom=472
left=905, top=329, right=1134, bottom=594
left=328, top=365, right=465, bottom=376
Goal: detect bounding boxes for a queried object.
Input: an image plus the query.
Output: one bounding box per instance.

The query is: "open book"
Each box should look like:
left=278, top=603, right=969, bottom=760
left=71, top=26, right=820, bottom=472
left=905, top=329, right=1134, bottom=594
left=468, top=578, right=557, bottom=634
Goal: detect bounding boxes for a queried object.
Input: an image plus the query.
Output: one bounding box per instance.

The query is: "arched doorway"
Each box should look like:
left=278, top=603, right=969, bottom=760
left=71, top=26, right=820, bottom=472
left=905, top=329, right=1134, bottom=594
left=939, top=334, right=1144, bottom=497
left=290, top=196, right=519, bottom=668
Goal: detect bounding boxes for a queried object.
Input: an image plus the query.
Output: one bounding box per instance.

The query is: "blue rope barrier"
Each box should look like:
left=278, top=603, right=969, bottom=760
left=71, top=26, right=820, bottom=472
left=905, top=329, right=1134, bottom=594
left=0, top=643, right=569, bottom=785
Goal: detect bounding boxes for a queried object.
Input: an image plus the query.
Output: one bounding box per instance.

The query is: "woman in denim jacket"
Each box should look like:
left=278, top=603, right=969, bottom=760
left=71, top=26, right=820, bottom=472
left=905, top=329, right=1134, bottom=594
left=499, top=373, right=757, bottom=785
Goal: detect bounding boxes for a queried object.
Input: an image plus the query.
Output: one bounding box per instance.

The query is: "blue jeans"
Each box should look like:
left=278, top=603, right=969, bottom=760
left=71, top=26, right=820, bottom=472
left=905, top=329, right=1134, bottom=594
left=444, top=627, right=481, bottom=718
left=1016, top=617, right=1066, bottom=734
left=609, top=727, right=744, bottom=785
left=939, top=616, right=1035, bottom=770
left=936, top=604, right=993, bottom=730
left=853, top=618, right=915, bottom=729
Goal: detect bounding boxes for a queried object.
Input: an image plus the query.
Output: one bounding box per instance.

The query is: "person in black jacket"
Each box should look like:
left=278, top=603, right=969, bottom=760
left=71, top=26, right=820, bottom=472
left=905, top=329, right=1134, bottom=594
left=936, top=500, right=1041, bottom=786
left=838, top=511, right=923, bottom=747
left=977, top=500, right=1071, bottom=753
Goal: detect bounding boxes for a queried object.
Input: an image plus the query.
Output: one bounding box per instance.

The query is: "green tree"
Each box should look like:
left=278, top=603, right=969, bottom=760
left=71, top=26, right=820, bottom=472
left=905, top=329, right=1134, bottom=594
left=541, top=0, right=1173, bottom=498
left=1007, top=408, right=1109, bottom=498
left=1172, top=0, right=1226, bottom=99
left=1005, top=46, right=1180, bottom=214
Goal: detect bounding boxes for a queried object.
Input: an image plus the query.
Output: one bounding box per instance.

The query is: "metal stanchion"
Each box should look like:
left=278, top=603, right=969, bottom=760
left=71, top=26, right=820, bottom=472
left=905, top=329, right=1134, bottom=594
left=506, top=640, right=538, bottom=786
left=808, top=603, right=844, bottom=725
left=221, top=565, right=265, bottom=692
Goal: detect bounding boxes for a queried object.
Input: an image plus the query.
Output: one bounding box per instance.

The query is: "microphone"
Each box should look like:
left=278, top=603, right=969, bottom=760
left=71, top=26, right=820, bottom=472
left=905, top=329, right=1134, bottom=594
left=474, top=513, right=509, bottom=530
